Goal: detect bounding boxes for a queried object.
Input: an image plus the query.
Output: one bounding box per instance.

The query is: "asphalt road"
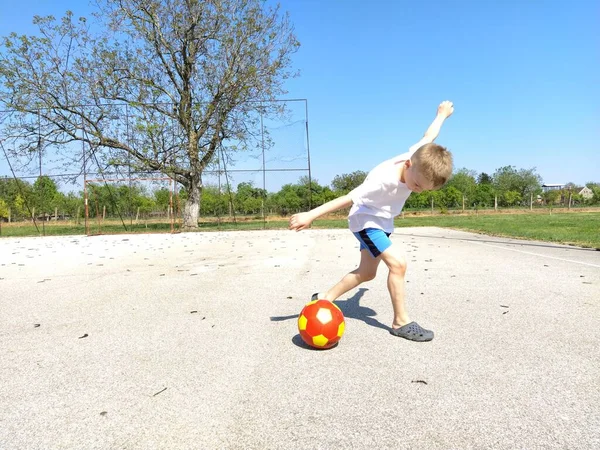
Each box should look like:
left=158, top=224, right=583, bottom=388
left=1, top=227, right=599, bottom=449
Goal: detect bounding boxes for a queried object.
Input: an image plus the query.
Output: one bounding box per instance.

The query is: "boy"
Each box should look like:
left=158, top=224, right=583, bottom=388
left=288, top=101, right=454, bottom=342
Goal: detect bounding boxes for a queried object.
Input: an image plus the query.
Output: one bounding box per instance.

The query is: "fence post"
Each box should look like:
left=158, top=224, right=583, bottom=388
left=38, top=109, right=45, bottom=236
left=530, top=192, right=533, bottom=210
left=260, top=105, right=266, bottom=230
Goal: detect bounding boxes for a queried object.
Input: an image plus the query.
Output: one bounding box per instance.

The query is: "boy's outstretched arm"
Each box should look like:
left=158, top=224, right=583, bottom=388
left=289, top=194, right=353, bottom=231
left=408, top=100, right=454, bottom=153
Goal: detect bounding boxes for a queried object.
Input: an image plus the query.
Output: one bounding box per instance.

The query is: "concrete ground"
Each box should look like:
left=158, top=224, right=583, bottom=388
left=0, top=227, right=599, bottom=449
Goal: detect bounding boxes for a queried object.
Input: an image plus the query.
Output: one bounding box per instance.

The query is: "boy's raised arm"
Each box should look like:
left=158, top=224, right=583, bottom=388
left=408, top=100, right=454, bottom=153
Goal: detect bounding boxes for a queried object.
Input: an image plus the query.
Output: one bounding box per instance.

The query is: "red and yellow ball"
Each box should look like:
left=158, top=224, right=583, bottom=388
left=298, top=299, right=345, bottom=349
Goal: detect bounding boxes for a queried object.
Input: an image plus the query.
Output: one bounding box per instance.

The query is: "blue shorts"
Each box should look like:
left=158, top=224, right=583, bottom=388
left=353, top=228, right=392, bottom=258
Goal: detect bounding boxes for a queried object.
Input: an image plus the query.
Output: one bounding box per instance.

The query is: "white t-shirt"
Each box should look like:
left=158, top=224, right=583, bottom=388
left=348, top=150, right=414, bottom=233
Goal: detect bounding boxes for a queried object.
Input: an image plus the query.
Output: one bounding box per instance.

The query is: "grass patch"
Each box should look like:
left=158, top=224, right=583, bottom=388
left=393, top=212, right=600, bottom=249
left=311, top=211, right=600, bottom=249
left=0, top=222, right=86, bottom=237
left=0, top=220, right=173, bottom=237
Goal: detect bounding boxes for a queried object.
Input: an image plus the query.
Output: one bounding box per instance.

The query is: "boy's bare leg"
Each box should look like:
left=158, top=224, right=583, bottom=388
left=379, top=244, right=411, bottom=328
left=322, top=249, right=381, bottom=301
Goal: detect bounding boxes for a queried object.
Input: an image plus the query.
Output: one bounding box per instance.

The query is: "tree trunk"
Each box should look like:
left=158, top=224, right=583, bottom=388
left=183, top=174, right=202, bottom=229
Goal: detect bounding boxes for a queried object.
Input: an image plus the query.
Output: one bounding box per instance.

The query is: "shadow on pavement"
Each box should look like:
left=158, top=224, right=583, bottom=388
left=290, top=334, right=340, bottom=350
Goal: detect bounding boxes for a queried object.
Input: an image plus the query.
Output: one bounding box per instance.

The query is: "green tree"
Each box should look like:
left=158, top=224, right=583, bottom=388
left=580, top=182, right=599, bottom=205
left=0, top=178, right=33, bottom=217
left=543, top=190, right=561, bottom=206
left=0, top=0, right=299, bottom=229
left=331, top=171, right=367, bottom=194
left=477, top=172, right=493, bottom=185
left=503, top=191, right=522, bottom=207
left=87, top=183, right=152, bottom=217
left=59, top=192, right=83, bottom=218
left=136, top=196, right=156, bottom=215
left=234, top=182, right=267, bottom=215
left=471, top=183, right=495, bottom=208
left=0, top=198, right=9, bottom=219
left=154, top=188, right=172, bottom=211
left=443, top=186, right=462, bottom=208
left=294, top=176, right=329, bottom=211
left=493, top=166, right=521, bottom=197
left=493, top=166, right=541, bottom=205
left=14, top=194, right=28, bottom=218
left=315, top=186, right=337, bottom=206
left=589, top=185, right=600, bottom=205
left=272, top=184, right=303, bottom=215
left=405, top=191, right=430, bottom=209
left=32, top=176, right=61, bottom=216
left=447, top=168, right=477, bottom=193
left=571, top=193, right=583, bottom=206
left=200, top=185, right=223, bottom=216
left=517, top=168, right=543, bottom=200
left=445, top=168, right=477, bottom=204
left=430, top=190, right=445, bottom=209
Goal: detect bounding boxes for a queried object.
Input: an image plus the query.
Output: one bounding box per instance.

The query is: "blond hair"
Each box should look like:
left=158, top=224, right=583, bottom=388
left=411, top=143, right=453, bottom=189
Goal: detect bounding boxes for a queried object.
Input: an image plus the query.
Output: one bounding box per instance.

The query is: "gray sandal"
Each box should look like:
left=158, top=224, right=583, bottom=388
left=390, top=322, right=434, bottom=342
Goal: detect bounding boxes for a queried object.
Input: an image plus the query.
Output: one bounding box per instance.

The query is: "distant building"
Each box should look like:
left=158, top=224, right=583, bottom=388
left=542, top=183, right=564, bottom=191
left=579, top=187, right=593, bottom=199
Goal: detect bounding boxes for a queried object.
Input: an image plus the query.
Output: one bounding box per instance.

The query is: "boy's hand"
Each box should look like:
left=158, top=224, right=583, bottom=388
left=437, top=100, right=454, bottom=119
left=289, top=212, right=313, bottom=231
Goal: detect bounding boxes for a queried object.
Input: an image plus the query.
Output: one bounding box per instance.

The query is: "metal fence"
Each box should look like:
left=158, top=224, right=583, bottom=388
left=0, top=100, right=311, bottom=236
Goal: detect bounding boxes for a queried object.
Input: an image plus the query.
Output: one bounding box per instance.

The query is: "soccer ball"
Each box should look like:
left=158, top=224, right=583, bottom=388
left=298, top=299, right=345, bottom=349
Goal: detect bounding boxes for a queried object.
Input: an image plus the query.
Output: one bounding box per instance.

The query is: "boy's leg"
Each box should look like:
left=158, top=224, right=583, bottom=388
left=380, top=243, right=434, bottom=341
left=378, top=243, right=410, bottom=328
left=321, top=249, right=381, bottom=301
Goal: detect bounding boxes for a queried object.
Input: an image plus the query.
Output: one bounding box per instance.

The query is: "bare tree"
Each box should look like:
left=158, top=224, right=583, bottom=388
left=0, top=0, right=299, bottom=228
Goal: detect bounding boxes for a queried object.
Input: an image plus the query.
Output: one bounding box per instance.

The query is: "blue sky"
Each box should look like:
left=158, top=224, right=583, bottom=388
left=1, top=0, right=599, bottom=188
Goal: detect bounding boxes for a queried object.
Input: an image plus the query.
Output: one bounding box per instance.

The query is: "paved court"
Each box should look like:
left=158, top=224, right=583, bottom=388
left=1, top=227, right=599, bottom=449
